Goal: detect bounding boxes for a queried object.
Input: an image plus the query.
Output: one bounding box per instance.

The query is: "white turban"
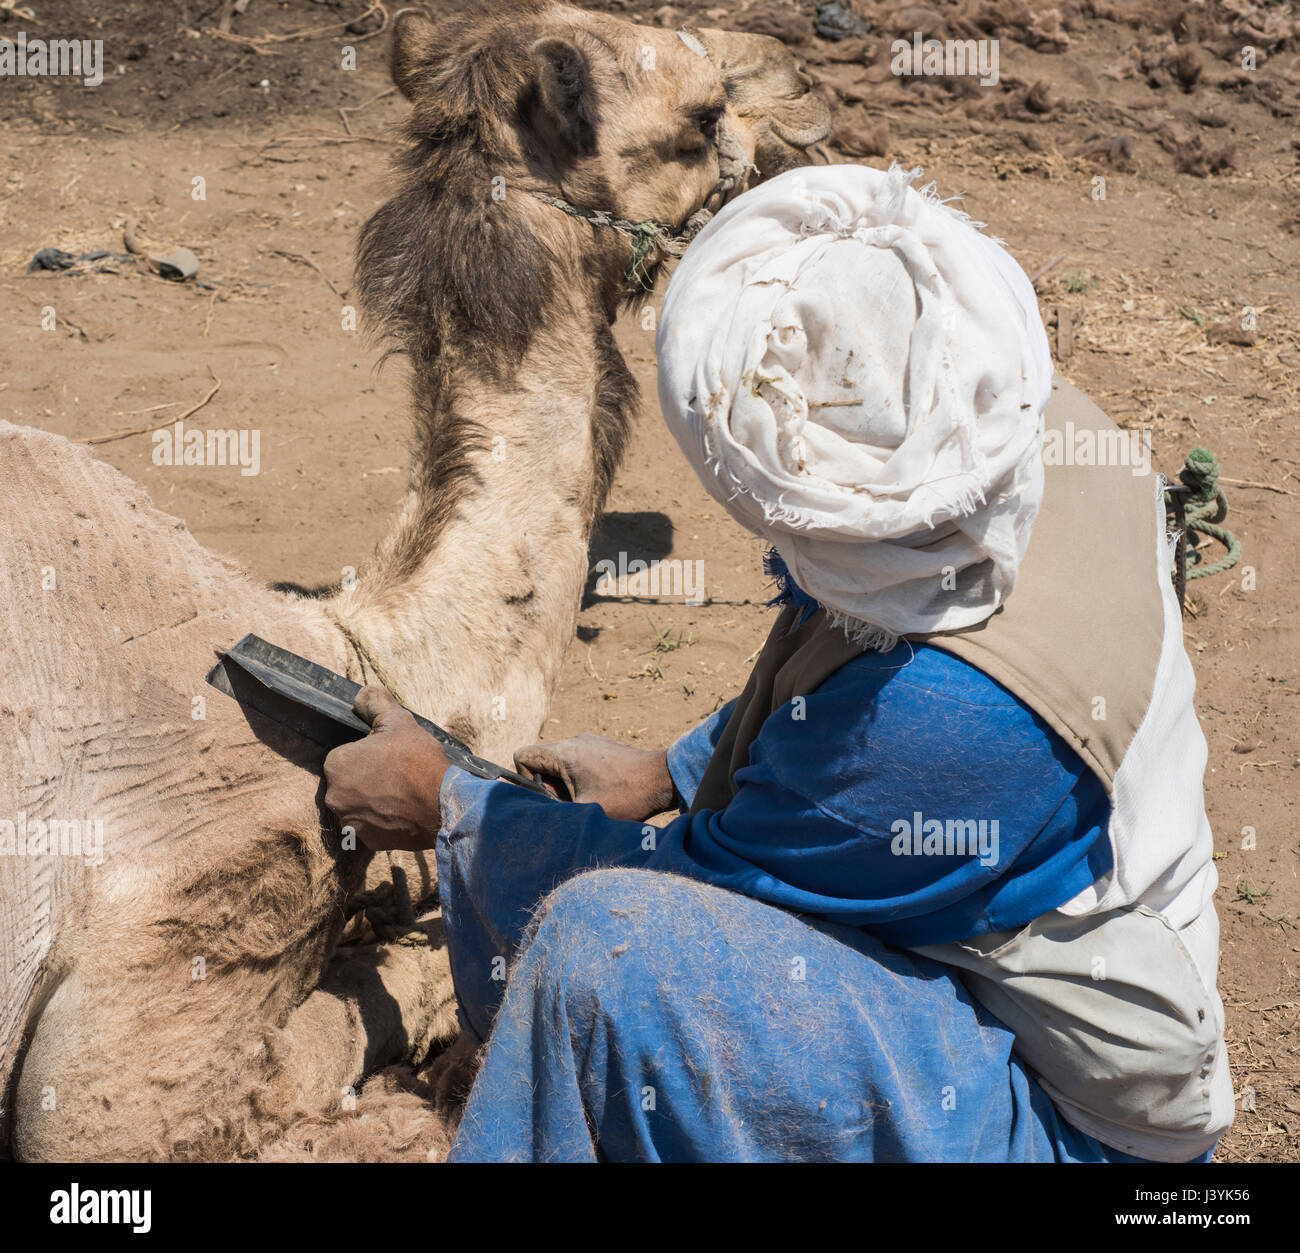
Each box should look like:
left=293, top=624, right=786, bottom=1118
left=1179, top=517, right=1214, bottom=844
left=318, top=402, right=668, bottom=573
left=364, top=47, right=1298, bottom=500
left=656, top=163, right=1053, bottom=648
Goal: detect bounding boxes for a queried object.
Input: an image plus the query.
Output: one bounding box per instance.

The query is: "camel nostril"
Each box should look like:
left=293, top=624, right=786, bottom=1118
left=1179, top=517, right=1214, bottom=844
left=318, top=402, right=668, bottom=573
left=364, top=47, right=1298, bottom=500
left=768, top=112, right=831, bottom=149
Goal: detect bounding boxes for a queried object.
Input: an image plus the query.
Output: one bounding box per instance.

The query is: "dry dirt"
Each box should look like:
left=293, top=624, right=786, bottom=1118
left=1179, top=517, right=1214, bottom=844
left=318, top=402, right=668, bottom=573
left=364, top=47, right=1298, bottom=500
left=1, top=0, right=1296, bottom=1161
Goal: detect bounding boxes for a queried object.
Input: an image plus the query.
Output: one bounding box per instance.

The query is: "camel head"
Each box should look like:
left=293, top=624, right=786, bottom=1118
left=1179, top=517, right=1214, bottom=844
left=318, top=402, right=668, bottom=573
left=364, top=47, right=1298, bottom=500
left=386, top=3, right=828, bottom=233
left=356, top=2, right=831, bottom=387
left=693, top=26, right=833, bottom=189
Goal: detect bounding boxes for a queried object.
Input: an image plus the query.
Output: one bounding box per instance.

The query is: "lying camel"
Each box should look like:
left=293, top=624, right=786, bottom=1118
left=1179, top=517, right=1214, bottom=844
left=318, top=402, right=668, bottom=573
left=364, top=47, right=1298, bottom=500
left=0, top=3, right=827, bottom=1160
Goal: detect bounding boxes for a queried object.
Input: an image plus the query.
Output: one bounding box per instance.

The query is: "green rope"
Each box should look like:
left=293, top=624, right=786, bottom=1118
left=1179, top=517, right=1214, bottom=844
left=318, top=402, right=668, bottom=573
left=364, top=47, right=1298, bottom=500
left=1165, top=446, right=1242, bottom=581
left=624, top=221, right=665, bottom=292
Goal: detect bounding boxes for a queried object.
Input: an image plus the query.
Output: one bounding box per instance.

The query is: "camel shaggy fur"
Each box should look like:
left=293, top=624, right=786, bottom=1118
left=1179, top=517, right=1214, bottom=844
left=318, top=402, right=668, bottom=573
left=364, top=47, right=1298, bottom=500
left=0, top=3, right=826, bottom=1161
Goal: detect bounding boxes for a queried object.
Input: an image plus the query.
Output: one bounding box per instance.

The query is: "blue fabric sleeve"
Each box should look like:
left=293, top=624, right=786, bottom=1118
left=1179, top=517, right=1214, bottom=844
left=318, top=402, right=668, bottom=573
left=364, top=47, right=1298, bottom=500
left=438, top=643, right=1112, bottom=950
left=664, top=699, right=735, bottom=808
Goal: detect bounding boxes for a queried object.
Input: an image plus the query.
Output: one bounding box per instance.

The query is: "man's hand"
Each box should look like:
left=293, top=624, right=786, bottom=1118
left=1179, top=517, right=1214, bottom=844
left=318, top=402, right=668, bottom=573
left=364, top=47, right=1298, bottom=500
left=323, top=685, right=449, bottom=852
left=514, top=733, right=676, bottom=822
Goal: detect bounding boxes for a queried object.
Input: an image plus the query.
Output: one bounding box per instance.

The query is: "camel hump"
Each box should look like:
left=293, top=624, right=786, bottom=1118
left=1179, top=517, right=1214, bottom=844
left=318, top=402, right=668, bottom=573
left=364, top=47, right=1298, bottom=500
left=0, top=420, right=318, bottom=808
left=0, top=424, right=333, bottom=1121
left=0, top=420, right=260, bottom=723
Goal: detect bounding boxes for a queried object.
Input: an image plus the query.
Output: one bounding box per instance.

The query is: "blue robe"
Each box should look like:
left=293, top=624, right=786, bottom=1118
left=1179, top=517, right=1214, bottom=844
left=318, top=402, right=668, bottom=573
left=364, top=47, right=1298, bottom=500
left=434, top=640, right=1206, bottom=1162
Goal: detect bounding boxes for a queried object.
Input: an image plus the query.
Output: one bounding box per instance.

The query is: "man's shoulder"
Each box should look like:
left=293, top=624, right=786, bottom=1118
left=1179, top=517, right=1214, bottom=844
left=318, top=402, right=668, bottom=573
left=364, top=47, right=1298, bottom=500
left=755, top=640, right=1089, bottom=804
left=832, top=642, right=1026, bottom=711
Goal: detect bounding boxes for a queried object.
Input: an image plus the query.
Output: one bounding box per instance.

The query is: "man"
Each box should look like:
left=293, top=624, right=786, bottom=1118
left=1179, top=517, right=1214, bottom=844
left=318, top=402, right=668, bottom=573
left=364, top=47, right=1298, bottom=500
left=324, top=165, right=1232, bottom=1162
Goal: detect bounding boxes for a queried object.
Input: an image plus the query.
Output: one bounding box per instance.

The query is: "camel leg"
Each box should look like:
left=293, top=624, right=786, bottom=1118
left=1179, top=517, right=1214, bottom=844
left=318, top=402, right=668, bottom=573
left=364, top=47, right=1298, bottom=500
left=267, top=929, right=458, bottom=1114
left=253, top=922, right=469, bottom=1162
left=254, top=928, right=465, bottom=1163
left=11, top=931, right=456, bottom=1161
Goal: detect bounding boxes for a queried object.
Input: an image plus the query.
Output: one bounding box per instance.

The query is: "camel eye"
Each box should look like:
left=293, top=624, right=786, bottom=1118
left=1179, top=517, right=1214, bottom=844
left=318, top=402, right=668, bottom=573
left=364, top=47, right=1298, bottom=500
left=695, top=105, right=723, bottom=140
left=671, top=104, right=723, bottom=156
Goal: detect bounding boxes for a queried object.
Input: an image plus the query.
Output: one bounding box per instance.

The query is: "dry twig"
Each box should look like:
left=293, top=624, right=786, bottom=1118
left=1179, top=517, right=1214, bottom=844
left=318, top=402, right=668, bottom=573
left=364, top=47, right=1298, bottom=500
left=77, top=373, right=221, bottom=445
left=1219, top=476, right=1292, bottom=495
left=1028, top=253, right=1066, bottom=288
left=205, top=1, right=389, bottom=51
left=272, top=249, right=344, bottom=300
left=339, top=86, right=397, bottom=136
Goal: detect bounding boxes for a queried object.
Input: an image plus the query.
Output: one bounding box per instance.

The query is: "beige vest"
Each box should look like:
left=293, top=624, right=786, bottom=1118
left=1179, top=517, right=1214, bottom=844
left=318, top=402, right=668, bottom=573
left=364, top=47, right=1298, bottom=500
left=693, top=377, right=1161, bottom=811
left=690, top=376, right=1232, bottom=1160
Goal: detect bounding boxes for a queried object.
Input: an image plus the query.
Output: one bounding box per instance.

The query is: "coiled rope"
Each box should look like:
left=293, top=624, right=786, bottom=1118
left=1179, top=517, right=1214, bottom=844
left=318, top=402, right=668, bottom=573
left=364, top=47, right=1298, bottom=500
left=1165, top=447, right=1242, bottom=610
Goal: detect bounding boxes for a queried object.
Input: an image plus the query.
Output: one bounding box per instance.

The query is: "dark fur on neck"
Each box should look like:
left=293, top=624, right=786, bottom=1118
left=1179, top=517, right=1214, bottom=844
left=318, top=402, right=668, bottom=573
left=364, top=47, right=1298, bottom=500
left=353, top=3, right=639, bottom=583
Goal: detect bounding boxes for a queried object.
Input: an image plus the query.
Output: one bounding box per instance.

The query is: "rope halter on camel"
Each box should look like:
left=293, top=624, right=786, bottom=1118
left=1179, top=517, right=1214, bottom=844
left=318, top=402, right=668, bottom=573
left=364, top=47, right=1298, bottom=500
left=523, top=26, right=751, bottom=291
left=527, top=190, right=715, bottom=291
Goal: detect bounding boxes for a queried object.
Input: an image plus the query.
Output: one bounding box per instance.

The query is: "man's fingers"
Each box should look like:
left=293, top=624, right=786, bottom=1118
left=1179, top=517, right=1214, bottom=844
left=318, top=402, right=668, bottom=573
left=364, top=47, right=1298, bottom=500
left=514, top=743, right=575, bottom=800
left=322, top=738, right=367, bottom=811
left=323, top=739, right=357, bottom=788
left=354, top=683, right=410, bottom=731
left=514, top=743, right=561, bottom=776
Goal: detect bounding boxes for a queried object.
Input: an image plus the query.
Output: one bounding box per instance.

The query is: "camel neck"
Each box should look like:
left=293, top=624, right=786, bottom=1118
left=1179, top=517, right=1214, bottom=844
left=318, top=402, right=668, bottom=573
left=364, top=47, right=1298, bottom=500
left=327, top=303, right=634, bottom=758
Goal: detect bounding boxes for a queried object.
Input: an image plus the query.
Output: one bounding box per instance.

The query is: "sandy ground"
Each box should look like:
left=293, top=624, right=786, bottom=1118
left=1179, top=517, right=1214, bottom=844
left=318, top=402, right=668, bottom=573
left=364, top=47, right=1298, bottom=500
left=1, top=0, right=1296, bottom=1161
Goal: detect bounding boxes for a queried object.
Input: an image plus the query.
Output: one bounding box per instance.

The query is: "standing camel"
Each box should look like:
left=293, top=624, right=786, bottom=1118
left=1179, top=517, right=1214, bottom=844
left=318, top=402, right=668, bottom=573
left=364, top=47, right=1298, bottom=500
left=0, top=4, right=827, bottom=1160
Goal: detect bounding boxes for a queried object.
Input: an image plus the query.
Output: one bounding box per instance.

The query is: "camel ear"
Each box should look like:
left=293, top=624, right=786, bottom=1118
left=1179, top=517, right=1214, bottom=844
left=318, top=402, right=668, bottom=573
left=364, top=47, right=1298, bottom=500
left=530, top=37, right=597, bottom=156
left=390, top=8, right=439, bottom=100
